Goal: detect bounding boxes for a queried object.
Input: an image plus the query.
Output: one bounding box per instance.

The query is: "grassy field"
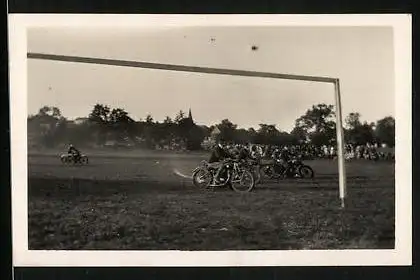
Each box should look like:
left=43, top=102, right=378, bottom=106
left=28, top=150, right=395, bottom=250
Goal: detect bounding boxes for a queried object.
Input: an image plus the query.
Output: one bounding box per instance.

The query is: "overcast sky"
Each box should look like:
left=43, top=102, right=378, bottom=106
left=27, top=26, right=395, bottom=132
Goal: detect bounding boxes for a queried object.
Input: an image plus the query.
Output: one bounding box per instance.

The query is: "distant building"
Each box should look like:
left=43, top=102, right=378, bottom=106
left=201, top=125, right=221, bottom=149
left=66, top=117, right=90, bottom=129
left=74, top=117, right=89, bottom=125
left=210, top=126, right=221, bottom=139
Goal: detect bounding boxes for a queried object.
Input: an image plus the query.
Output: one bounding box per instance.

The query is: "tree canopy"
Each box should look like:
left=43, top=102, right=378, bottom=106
left=28, top=103, right=395, bottom=150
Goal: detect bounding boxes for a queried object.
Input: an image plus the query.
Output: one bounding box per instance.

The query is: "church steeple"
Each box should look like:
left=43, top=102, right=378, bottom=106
left=187, top=108, right=194, bottom=125
left=188, top=108, right=192, bottom=120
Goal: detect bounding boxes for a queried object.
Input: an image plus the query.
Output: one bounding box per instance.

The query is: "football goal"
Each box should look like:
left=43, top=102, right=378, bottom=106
left=27, top=52, right=348, bottom=207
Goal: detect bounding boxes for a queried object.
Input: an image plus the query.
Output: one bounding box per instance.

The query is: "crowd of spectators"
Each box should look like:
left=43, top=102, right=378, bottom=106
left=216, top=142, right=394, bottom=161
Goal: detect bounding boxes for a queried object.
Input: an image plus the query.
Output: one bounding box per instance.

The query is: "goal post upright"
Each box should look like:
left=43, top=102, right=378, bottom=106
left=334, top=79, right=347, bottom=208
left=26, top=52, right=347, bottom=207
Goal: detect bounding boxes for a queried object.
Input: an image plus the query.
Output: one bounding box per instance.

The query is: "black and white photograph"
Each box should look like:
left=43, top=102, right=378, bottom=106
left=9, top=14, right=411, bottom=266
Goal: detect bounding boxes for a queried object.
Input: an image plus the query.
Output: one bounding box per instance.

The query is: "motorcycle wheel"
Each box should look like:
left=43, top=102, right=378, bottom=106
left=230, top=169, right=255, bottom=193
left=299, top=165, right=314, bottom=178
left=192, top=168, right=213, bottom=189
left=81, top=156, right=89, bottom=164
left=60, top=155, right=68, bottom=164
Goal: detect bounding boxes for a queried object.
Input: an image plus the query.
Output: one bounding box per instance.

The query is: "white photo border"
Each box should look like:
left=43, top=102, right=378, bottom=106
left=9, top=14, right=412, bottom=267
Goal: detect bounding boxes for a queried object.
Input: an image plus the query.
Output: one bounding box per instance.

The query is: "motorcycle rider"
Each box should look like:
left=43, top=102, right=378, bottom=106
left=262, top=145, right=271, bottom=159
left=236, top=145, right=251, bottom=161
left=275, top=146, right=294, bottom=175
left=208, top=142, right=251, bottom=185
left=208, top=142, right=232, bottom=184
left=68, top=144, right=82, bottom=162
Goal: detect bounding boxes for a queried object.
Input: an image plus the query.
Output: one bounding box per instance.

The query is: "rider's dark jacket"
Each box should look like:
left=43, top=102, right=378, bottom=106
left=68, top=146, right=81, bottom=155
left=209, top=146, right=231, bottom=163
left=272, top=149, right=293, bottom=162
left=280, top=150, right=294, bottom=162
left=237, top=147, right=250, bottom=161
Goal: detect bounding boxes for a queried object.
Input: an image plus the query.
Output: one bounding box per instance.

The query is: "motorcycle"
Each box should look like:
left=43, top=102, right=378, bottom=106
left=285, top=157, right=314, bottom=178
left=258, top=155, right=314, bottom=181
left=60, top=153, right=89, bottom=165
left=192, top=158, right=256, bottom=192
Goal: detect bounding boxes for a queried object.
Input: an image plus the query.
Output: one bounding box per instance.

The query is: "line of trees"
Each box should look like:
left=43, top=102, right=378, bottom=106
left=27, top=103, right=395, bottom=150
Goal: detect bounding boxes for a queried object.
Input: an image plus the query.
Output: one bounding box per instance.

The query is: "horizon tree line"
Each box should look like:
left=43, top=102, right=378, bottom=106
left=27, top=103, right=395, bottom=150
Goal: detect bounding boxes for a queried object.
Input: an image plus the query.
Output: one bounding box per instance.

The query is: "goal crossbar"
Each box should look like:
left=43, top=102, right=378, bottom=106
left=26, top=52, right=347, bottom=207
left=27, top=53, right=337, bottom=83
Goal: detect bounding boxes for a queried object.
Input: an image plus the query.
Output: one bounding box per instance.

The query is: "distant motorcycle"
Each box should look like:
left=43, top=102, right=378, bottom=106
left=60, top=153, right=89, bottom=165
left=192, top=158, right=256, bottom=192
left=285, top=157, right=314, bottom=178
left=259, top=155, right=314, bottom=181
